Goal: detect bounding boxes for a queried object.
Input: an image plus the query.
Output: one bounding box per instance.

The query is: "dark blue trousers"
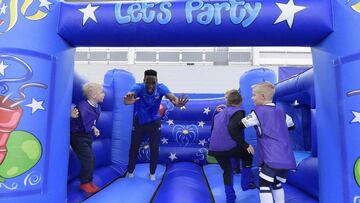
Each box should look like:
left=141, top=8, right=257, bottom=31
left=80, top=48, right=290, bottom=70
left=128, top=119, right=161, bottom=174
left=70, top=132, right=95, bottom=184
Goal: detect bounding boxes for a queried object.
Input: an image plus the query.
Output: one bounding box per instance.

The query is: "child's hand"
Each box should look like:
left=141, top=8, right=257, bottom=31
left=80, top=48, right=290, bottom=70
left=247, top=145, right=255, bottom=155
left=71, top=108, right=79, bottom=118
left=93, top=127, right=100, bottom=137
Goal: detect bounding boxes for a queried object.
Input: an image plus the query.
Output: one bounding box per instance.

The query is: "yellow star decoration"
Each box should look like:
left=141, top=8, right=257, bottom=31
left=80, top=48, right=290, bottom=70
left=182, top=130, right=189, bottom=135
left=351, top=2, right=360, bottom=13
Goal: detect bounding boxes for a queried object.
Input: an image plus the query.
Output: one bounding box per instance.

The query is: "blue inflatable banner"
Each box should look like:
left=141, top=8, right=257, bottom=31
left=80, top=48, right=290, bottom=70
left=59, top=0, right=332, bottom=46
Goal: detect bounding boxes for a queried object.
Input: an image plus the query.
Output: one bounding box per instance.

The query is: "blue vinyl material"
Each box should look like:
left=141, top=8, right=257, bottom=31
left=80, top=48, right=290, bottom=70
left=153, top=162, right=212, bottom=203
left=58, top=1, right=332, bottom=47
left=204, top=164, right=259, bottom=203
left=287, top=157, right=319, bottom=199
left=84, top=163, right=165, bottom=203
left=5, top=0, right=360, bottom=202
left=274, top=68, right=315, bottom=108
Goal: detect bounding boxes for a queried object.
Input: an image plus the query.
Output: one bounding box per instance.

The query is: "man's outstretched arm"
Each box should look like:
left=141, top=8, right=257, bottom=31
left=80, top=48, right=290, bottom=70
left=166, top=93, right=189, bottom=107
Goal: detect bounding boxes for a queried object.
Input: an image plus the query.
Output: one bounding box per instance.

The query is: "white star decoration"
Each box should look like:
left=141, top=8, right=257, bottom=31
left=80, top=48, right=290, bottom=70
left=25, top=98, right=45, bottom=114
left=78, top=4, right=99, bottom=26
left=180, top=106, right=186, bottom=111
left=161, top=137, right=168, bottom=144
left=351, top=111, right=360, bottom=123
left=169, top=153, right=177, bottom=161
left=198, top=121, right=205, bottom=128
left=274, top=0, right=306, bottom=29
left=203, top=107, right=211, bottom=115
left=166, top=119, right=174, bottom=125
left=0, top=4, right=7, bottom=15
left=39, top=0, right=52, bottom=10
left=198, top=139, right=208, bottom=146
left=0, top=61, right=8, bottom=76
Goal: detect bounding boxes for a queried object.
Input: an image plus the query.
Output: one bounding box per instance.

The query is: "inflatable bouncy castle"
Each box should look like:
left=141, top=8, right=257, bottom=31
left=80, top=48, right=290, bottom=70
left=1, top=0, right=360, bottom=203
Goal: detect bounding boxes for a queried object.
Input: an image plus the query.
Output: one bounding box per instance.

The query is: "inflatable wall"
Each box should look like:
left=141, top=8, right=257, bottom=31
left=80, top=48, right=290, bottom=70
left=1, top=0, right=360, bottom=202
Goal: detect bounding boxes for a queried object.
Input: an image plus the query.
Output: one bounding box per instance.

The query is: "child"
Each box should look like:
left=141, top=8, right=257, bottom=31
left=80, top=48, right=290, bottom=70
left=70, top=82, right=105, bottom=193
left=239, top=82, right=296, bottom=203
left=209, top=89, right=255, bottom=203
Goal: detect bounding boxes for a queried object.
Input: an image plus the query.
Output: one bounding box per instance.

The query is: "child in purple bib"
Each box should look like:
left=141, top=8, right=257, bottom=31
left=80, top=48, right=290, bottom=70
left=209, top=89, right=256, bottom=203
left=239, top=82, right=296, bottom=203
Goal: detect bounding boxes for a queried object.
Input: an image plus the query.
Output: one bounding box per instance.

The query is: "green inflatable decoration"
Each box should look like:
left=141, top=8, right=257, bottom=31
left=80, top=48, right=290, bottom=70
left=355, top=157, right=360, bottom=187
left=0, top=131, right=42, bottom=182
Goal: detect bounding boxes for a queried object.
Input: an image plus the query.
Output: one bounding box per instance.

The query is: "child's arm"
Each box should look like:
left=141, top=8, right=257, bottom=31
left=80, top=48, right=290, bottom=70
left=71, top=107, right=79, bottom=118
left=92, top=126, right=100, bottom=137
left=228, top=111, right=255, bottom=155
left=239, top=111, right=259, bottom=129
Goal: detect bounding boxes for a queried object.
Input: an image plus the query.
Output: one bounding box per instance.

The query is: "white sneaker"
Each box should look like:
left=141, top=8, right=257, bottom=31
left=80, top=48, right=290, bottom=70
left=150, top=174, right=156, bottom=181
left=127, top=172, right=134, bottom=178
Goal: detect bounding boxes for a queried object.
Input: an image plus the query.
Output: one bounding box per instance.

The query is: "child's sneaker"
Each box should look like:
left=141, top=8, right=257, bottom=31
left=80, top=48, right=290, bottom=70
left=90, top=182, right=100, bottom=192
left=150, top=174, right=156, bottom=181
left=80, top=183, right=96, bottom=193
left=127, top=172, right=134, bottom=178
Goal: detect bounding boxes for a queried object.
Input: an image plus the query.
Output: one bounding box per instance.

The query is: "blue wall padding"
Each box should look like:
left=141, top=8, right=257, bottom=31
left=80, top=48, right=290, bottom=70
left=0, top=2, right=75, bottom=202
left=311, top=109, right=317, bottom=157
left=239, top=68, right=277, bottom=166
left=204, top=164, right=259, bottom=203
left=278, top=67, right=311, bottom=82
left=152, top=162, right=212, bottom=203
left=154, top=98, right=225, bottom=165
left=274, top=68, right=315, bottom=108
left=160, top=125, right=211, bottom=143
left=287, top=157, right=319, bottom=199
left=84, top=164, right=165, bottom=203
left=274, top=69, right=316, bottom=153
left=162, top=98, right=225, bottom=121
left=72, top=72, right=87, bottom=104
left=104, top=69, right=136, bottom=168
left=282, top=184, right=318, bottom=203
left=101, top=85, right=114, bottom=111
left=158, top=145, right=208, bottom=164
left=96, top=112, right=113, bottom=139
left=311, top=0, right=360, bottom=198
left=58, top=1, right=332, bottom=46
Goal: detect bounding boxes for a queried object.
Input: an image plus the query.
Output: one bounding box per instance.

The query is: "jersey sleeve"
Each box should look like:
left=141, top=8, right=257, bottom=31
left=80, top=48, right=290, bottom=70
left=130, top=84, right=142, bottom=95
left=158, top=83, right=171, bottom=96
left=241, top=111, right=259, bottom=128
left=286, top=114, right=295, bottom=127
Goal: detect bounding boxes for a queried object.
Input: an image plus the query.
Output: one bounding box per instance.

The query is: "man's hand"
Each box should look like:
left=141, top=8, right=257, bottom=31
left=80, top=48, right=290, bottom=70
left=247, top=145, right=255, bottom=155
left=124, top=92, right=139, bottom=105
left=173, top=94, right=189, bottom=107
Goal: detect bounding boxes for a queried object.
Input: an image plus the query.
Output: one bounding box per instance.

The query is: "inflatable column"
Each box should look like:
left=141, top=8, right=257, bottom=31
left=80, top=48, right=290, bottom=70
left=0, top=0, right=74, bottom=202
left=312, top=0, right=360, bottom=202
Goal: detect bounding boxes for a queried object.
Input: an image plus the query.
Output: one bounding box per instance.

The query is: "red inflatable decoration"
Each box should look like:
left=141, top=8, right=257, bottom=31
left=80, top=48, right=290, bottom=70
left=159, top=104, right=165, bottom=117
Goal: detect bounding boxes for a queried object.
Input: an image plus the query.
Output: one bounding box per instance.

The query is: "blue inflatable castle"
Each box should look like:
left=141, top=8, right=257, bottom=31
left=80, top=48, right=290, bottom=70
left=0, top=0, right=360, bottom=202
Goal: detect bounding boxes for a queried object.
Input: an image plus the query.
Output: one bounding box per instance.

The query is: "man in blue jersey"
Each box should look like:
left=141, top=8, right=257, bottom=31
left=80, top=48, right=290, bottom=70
left=124, top=69, right=188, bottom=180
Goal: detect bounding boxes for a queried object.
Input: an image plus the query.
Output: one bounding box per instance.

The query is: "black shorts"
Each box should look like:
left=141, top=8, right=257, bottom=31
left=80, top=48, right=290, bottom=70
left=259, top=163, right=289, bottom=183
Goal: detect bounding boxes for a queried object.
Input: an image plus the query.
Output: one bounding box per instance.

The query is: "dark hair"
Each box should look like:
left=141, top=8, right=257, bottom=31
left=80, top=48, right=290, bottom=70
left=226, top=89, right=242, bottom=105
left=144, top=69, right=157, bottom=77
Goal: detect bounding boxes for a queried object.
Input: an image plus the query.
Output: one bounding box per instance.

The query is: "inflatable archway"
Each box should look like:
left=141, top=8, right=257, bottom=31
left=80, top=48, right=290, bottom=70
left=0, top=0, right=359, bottom=202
